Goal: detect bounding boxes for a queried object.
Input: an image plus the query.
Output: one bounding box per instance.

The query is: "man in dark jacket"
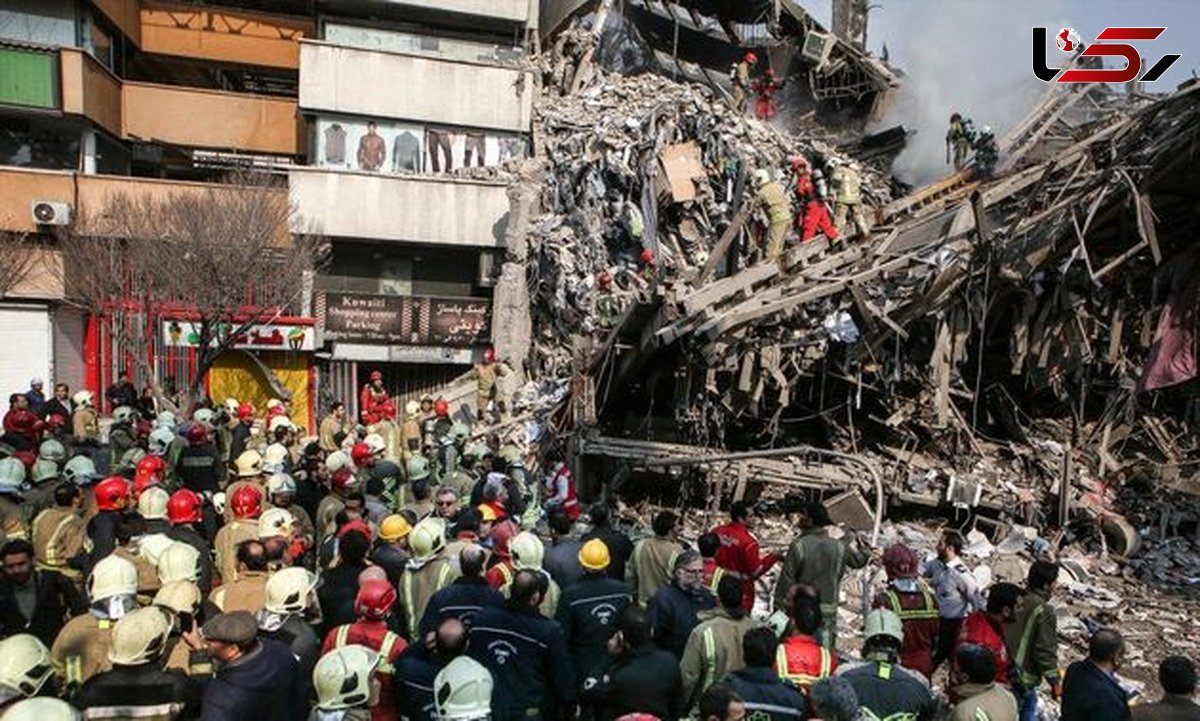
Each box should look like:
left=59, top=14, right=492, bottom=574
left=471, top=569, right=576, bottom=721
left=316, top=529, right=371, bottom=633
left=581, top=605, right=683, bottom=721
left=199, top=611, right=305, bottom=721
left=105, top=374, right=137, bottom=411
left=176, top=429, right=222, bottom=495
left=647, top=550, right=716, bottom=658
left=395, top=618, right=467, bottom=721
left=1061, top=629, right=1131, bottom=721
left=557, top=539, right=634, bottom=692
left=544, top=512, right=584, bottom=590
left=420, top=544, right=503, bottom=636
left=165, top=495, right=215, bottom=595
left=726, top=626, right=809, bottom=721
left=581, top=504, right=633, bottom=581
left=0, top=539, right=86, bottom=646
left=1133, top=657, right=1200, bottom=721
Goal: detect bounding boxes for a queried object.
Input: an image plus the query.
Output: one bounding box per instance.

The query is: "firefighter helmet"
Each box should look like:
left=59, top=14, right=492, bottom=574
left=754, top=168, right=772, bottom=186
left=379, top=514, right=412, bottom=542
left=579, top=539, right=611, bottom=571
left=266, top=473, right=296, bottom=497
left=267, top=415, right=293, bottom=434
left=134, top=456, right=166, bottom=497
left=62, top=456, right=100, bottom=486
left=640, top=248, right=656, bottom=265
left=258, top=507, right=296, bottom=539
left=484, top=347, right=496, bottom=363
left=37, top=439, right=65, bottom=464
left=369, top=370, right=383, bottom=382
left=863, top=608, right=905, bottom=644
left=364, top=434, right=386, bottom=457
left=117, top=448, right=146, bottom=475
left=138, top=534, right=175, bottom=567
left=434, top=399, right=449, bottom=417
left=313, top=645, right=380, bottom=711
left=406, top=456, right=431, bottom=482
left=264, top=567, right=317, bottom=614
left=410, top=517, right=447, bottom=561
left=354, top=578, right=397, bottom=620
left=186, top=424, right=209, bottom=446
left=234, top=450, right=263, bottom=478
left=72, top=390, right=94, bottom=408
left=230, top=485, right=264, bottom=519
left=405, top=400, right=420, bottom=418
left=31, top=459, right=58, bottom=484
left=137, top=486, right=170, bottom=521
left=325, top=450, right=351, bottom=474
left=147, top=427, right=174, bottom=457
left=350, top=442, right=373, bottom=466
left=791, top=156, right=809, bottom=171
left=108, top=607, right=172, bottom=665
left=192, top=408, right=215, bottom=428
left=94, top=476, right=129, bottom=511
left=156, top=542, right=200, bottom=584
left=882, top=543, right=919, bottom=579
left=331, top=468, right=357, bottom=494
left=153, top=580, right=201, bottom=616
left=1, top=698, right=79, bottom=721
left=236, top=402, right=254, bottom=420
left=434, top=656, right=494, bottom=721
left=0, top=458, right=25, bottom=494
left=166, top=489, right=203, bottom=525
left=262, top=444, right=288, bottom=473
left=88, top=555, right=138, bottom=602
left=154, top=411, right=177, bottom=431
left=266, top=398, right=283, bottom=411
left=597, top=271, right=612, bottom=289
left=0, top=633, right=53, bottom=700
left=510, top=532, right=545, bottom=570
left=223, top=398, right=240, bottom=414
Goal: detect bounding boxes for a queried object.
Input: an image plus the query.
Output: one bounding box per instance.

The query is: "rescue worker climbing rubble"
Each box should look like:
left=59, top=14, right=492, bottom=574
left=731, top=52, right=756, bottom=114
left=752, top=169, right=793, bottom=265
left=829, top=158, right=871, bottom=241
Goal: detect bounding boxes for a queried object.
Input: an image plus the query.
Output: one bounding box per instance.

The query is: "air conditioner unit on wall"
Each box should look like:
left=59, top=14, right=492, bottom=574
left=31, top=200, right=71, bottom=226
left=801, top=30, right=835, bottom=68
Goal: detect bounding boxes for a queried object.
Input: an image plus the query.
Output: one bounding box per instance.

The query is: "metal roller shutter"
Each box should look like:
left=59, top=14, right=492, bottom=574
left=0, top=304, right=52, bottom=402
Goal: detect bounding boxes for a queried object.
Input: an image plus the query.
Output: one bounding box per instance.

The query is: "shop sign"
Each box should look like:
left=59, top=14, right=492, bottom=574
left=161, top=320, right=315, bottom=351
left=323, top=292, right=491, bottom=347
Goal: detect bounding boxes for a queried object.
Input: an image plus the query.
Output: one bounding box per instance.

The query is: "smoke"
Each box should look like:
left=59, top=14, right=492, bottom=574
left=867, top=0, right=1073, bottom=185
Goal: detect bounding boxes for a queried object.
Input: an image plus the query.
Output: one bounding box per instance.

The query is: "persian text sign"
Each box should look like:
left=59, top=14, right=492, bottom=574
left=323, top=292, right=491, bottom=346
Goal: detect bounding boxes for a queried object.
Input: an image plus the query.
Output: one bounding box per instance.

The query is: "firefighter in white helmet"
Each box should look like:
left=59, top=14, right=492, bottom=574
left=434, top=656, right=494, bottom=721
left=71, top=390, right=99, bottom=446
left=313, top=645, right=381, bottom=719
left=508, top=531, right=561, bottom=617
left=398, top=517, right=457, bottom=640
left=50, top=554, right=138, bottom=690
left=0, top=633, right=57, bottom=710
left=259, top=567, right=321, bottom=682
left=2, top=697, right=80, bottom=720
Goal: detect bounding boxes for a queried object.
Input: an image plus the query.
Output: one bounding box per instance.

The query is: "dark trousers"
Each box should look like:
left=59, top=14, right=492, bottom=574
left=933, top=616, right=964, bottom=670
left=428, top=131, right=453, bottom=172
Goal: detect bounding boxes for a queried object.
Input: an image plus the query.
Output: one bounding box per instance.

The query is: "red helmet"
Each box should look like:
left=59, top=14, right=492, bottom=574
left=639, top=248, right=655, bottom=265
left=597, top=271, right=612, bottom=289
left=490, top=519, right=520, bottom=559
left=236, top=402, right=254, bottom=421
left=791, top=156, right=809, bottom=171
left=434, top=399, right=449, bottom=418
left=336, top=519, right=372, bottom=540
left=134, top=455, right=166, bottom=497
left=350, top=442, right=373, bottom=466
left=484, top=347, right=496, bottom=363
left=167, top=489, right=203, bottom=525
left=369, top=370, right=383, bottom=382
left=355, top=578, right=397, bottom=620
left=230, top=484, right=264, bottom=519
left=46, top=414, right=66, bottom=430
left=744, top=51, right=757, bottom=64
left=186, top=424, right=209, bottom=446
left=766, top=67, right=775, bottom=77
left=331, top=468, right=357, bottom=494
left=94, top=476, right=129, bottom=512
left=882, top=543, right=920, bottom=579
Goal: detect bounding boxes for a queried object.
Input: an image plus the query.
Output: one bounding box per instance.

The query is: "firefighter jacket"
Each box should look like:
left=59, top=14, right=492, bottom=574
left=756, top=181, right=794, bottom=225
left=209, top=569, right=268, bottom=614
left=73, top=407, right=99, bottom=443
left=775, top=526, right=869, bottom=617
left=214, top=518, right=259, bottom=584
left=323, top=620, right=407, bottom=721
left=646, top=581, right=715, bottom=659
left=556, top=573, right=634, bottom=687
left=0, top=495, right=27, bottom=543
left=107, top=424, right=137, bottom=468
left=74, top=663, right=201, bottom=720
left=0, top=569, right=86, bottom=647
left=712, top=521, right=779, bottom=610
left=470, top=602, right=577, bottom=720
left=775, top=632, right=836, bottom=690
left=1002, top=589, right=1059, bottom=690
left=164, top=526, right=214, bottom=595
left=419, top=575, right=504, bottom=637
left=836, top=659, right=938, bottom=721
left=51, top=612, right=118, bottom=689
left=32, top=506, right=86, bottom=576
left=725, top=666, right=809, bottom=721
left=627, top=535, right=684, bottom=605
left=399, top=555, right=457, bottom=640
left=832, top=165, right=863, bottom=205
left=680, top=607, right=762, bottom=709
left=952, top=682, right=1019, bottom=721
left=873, top=583, right=940, bottom=679
left=176, top=445, right=222, bottom=495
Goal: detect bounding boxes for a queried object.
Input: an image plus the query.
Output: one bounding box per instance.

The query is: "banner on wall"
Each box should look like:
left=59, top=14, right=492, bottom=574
left=161, top=321, right=316, bottom=351
left=323, top=292, right=491, bottom=346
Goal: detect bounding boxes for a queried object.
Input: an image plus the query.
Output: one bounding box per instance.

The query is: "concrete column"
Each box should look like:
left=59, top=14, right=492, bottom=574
left=491, top=159, right=544, bottom=392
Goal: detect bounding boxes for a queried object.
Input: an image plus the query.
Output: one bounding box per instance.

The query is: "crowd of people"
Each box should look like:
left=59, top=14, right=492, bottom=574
left=0, top=374, right=1193, bottom=721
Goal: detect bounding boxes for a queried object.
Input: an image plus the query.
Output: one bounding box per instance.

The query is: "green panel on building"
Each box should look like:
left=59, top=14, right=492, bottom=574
left=0, top=47, right=58, bottom=109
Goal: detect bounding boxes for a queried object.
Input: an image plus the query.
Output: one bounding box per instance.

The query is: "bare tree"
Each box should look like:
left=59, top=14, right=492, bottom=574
left=59, top=172, right=328, bottom=396
left=0, top=232, right=39, bottom=299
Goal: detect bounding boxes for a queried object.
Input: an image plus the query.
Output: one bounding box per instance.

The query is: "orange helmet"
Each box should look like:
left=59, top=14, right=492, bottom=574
left=355, top=578, right=397, bottom=620
left=350, top=442, right=373, bottom=466
left=94, top=476, right=129, bottom=512
left=167, top=489, right=203, bottom=525
left=434, top=399, right=449, bottom=418
left=230, top=485, right=264, bottom=519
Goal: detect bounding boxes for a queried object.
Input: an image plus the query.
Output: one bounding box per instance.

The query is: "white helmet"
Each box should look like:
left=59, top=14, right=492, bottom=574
left=262, top=444, right=289, bottom=474
left=266, top=398, right=283, bottom=411
left=434, top=656, right=494, bottom=720
left=111, top=406, right=137, bottom=425
left=108, top=607, right=172, bottom=665
left=223, top=398, right=240, bottom=414
left=410, top=517, right=447, bottom=561
left=153, top=580, right=201, bottom=616
left=753, top=168, right=771, bottom=186
left=192, top=408, right=216, bottom=428
left=827, top=157, right=842, bottom=168
left=981, top=125, right=993, bottom=136
left=267, top=415, right=293, bottom=434
left=264, top=567, right=317, bottom=614
left=147, top=427, right=174, bottom=457
left=137, top=486, right=170, bottom=521
left=37, top=439, right=65, bottom=464
left=863, top=608, right=904, bottom=643
left=0, top=458, right=26, bottom=494
left=1, top=698, right=80, bottom=721
left=258, top=507, right=296, bottom=539
left=325, top=450, right=351, bottom=474
left=363, top=434, right=386, bottom=457
left=138, top=534, right=175, bottom=567
left=235, top=450, right=264, bottom=478
left=156, top=543, right=200, bottom=584
left=266, top=473, right=297, bottom=497
left=88, top=555, right=138, bottom=602
left=0, top=634, right=53, bottom=701
left=154, top=411, right=177, bottom=431
left=72, top=390, right=94, bottom=408
left=405, top=400, right=420, bottom=418
left=63, top=456, right=100, bottom=486
left=211, top=492, right=227, bottom=517
left=31, top=459, right=59, bottom=484
left=510, top=532, right=545, bottom=571
left=313, top=645, right=380, bottom=711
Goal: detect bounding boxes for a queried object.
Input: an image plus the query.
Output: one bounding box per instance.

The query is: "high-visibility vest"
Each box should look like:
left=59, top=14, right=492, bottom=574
left=333, top=624, right=402, bottom=674
left=883, top=589, right=939, bottom=621
left=775, top=636, right=833, bottom=688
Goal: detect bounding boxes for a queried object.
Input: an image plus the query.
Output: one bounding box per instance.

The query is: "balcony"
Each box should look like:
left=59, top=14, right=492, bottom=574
left=384, top=0, right=535, bottom=25
left=60, top=48, right=124, bottom=137
left=139, top=5, right=313, bottom=69
left=299, top=41, right=534, bottom=133
left=123, top=82, right=300, bottom=155
left=288, top=166, right=509, bottom=246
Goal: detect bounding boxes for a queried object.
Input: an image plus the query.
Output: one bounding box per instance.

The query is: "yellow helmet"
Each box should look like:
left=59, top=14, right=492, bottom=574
left=0, top=634, right=53, bottom=700
left=578, top=539, right=611, bottom=571
left=379, top=514, right=412, bottom=542
left=313, top=645, right=380, bottom=710
left=510, top=532, right=545, bottom=570
left=137, top=486, right=170, bottom=521
left=108, top=607, right=172, bottom=665
left=265, top=567, right=317, bottom=614
left=235, top=450, right=264, bottom=478
left=1, top=698, right=80, bottom=721
left=88, top=554, right=138, bottom=602
left=156, top=542, right=201, bottom=584
left=476, top=504, right=497, bottom=523
left=409, top=517, right=447, bottom=561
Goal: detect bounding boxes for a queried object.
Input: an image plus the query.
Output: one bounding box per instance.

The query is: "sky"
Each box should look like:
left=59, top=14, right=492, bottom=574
left=807, top=0, right=1200, bottom=183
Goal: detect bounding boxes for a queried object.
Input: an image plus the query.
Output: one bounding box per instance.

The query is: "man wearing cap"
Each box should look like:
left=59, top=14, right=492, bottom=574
left=557, top=538, right=634, bottom=698
left=874, top=543, right=940, bottom=680
left=196, top=610, right=305, bottom=721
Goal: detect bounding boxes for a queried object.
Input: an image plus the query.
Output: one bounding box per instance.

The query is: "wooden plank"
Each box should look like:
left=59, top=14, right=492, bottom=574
left=696, top=202, right=752, bottom=283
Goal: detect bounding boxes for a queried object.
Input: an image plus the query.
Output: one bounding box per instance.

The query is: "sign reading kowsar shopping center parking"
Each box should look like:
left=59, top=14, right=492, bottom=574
left=323, top=292, right=491, bottom=346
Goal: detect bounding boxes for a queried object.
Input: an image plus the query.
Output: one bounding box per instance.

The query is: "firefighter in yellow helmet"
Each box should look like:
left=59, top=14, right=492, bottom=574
left=506, top=531, right=560, bottom=617
left=51, top=554, right=139, bottom=691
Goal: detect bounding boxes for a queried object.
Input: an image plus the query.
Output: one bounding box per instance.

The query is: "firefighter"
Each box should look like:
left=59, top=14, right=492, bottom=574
left=753, top=67, right=785, bottom=120
left=835, top=609, right=938, bottom=721
left=829, top=159, right=871, bottom=240
left=214, top=485, right=263, bottom=583
left=433, top=656, right=494, bottom=721
left=698, top=532, right=734, bottom=597
left=153, top=580, right=213, bottom=680
left=227, top=402, right=255, bottom=467
left=681, top=574, right=763, bottom=711
left=133, top=456, right=167, bottom=502
left=753, top=169, right=793, bottom=263
left=400, top=401, right=423, bottom=461
left=711, top=501, right=778, bottom=612
left=628, top=511, right=684, bottom=605
left=258, top=567, right=321, bottom=684
left=0, top=633, right=57, bottom=710
left=106, top=407, right=138, bottom=470
left=209, top=539, right=270, bottom=614
left=556, top=539, right=634, bottom=694
left=483, top=519, right=519, bottom=588
left=873, top=543, right=940, bottom=681
left=595, top=271, right=622, bottom=329
left=0, top=459, right=28, bottom=541
left=399, top=517, right=458, bottom=640
left=507, top=531, right=560, bottom=617
left=471, top=348, right=507, bottom=424
left=86, top=476, right=129, bottom=566
left=946, top=112, right=973, bottom=170
left=359, top=370, right=393, bottom=427
left=164, top=490, right=214, bottom=595
left=775, top=585, right=836, bottom=693
left=32, top=482, right=87, bottom=582
left=542, top=449, right=580, bottom=522
left=321, top=578, right=407, bottom=721
left=371, top=514, right=412, bottom=587
left=224, top=450, right=266, bottom=523
left=266, top=473, right=315, bottom=544
left=177, top=423, right=222, bottom=496
left=312, top=645, right=380, bottom=721
left=973, top=126, right=999, bottom=180
left=419, top=544, right=502, bottom=637
left=792, top=156, right=839, bottom=243
left=71, top=391, right=99, bottom=448
left=317, top=468, right=359, bottom=542
left=62, top=456, right=102, bottom=522
left=731, top=52, right=756, bottom=113
left=25, top=454, right=60, bottom=524
left=50, top=554, right=139, bottom=691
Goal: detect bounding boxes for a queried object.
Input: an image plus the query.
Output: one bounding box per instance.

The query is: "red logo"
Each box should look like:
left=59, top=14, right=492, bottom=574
left=1033, top=27, right=1180, bottom=83
left=1056, top=28, right=1080, bottom=52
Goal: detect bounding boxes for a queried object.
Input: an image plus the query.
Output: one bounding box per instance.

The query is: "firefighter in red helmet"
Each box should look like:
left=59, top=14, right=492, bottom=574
left=86, top=476, right=129, bottom=566
left=321, top=578, right=408, bottom=721
left=471, top=347, right=508, bottom=425
left=872, top=543, right=940, bottom=680
left=731, top=51, right=758, bottom=113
